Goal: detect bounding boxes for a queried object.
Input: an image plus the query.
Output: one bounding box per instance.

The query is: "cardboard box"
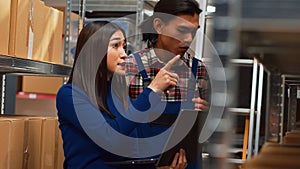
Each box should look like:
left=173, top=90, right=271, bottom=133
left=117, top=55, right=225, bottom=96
left=26, top=116, right=58, bottom=169
left=0, top=116, right=59, bottom=169
left=16, top=116, right=56, bottom=169
left=32, top=0, right=63, bottom=63
left=31, top=0, right=50, bottom=61
left=21, top=76, right=63, bottom=95
left=0, top=0, right=11, bottom=55
left=9, top=0, right=64, bottom=63
left=26, top=117, right=43, bottom=169
left=55, top=129, right=64, bottom=169
left=40, top=117, right=57, bottom=169
left=0, top=118, right=25, bottom=169
left=50, top=7, right=79, bottom=65
left=9, top=0, right=30, bottom=58
left=49, top=8, right=64, bottom=64
left=0, top=116, right=42, bottom=169
left=15, top=97, right=57, bottom=117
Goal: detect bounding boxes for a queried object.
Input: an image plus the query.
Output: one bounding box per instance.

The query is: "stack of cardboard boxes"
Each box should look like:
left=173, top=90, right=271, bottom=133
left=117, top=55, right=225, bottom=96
left=0, top=1, right=11, bottom=55
left=0, top=0, right=65, bottom=95
left=0, top=1, right=66, bottom=167
left=8, top=0, right=63, bottom=63
left=0, top=116, right=64, bottom=169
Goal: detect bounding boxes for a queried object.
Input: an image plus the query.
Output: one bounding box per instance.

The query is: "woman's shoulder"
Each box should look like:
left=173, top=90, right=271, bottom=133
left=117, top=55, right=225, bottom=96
left=56, top=83, right=83, bottom=99
left=57, top=83, right=73, bottom=97
left=56, top=83, right=89, bottom=101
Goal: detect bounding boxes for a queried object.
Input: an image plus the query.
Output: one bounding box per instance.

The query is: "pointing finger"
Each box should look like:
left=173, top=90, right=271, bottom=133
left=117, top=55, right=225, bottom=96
left=163, top=55, right=181, bottom=71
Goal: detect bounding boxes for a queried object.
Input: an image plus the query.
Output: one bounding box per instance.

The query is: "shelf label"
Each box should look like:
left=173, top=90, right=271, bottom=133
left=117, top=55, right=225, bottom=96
left=28, top=93, right=37, bottom=99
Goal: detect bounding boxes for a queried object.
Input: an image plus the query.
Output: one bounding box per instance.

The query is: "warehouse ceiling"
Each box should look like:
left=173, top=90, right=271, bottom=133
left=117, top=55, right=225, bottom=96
left=240, top=0, right=300, bottom=85
left=241, top=31, right=300, bottom=76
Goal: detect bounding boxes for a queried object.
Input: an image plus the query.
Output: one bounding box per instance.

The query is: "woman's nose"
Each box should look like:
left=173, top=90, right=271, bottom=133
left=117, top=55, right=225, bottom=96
left=119, top=47, right=127, bottom=58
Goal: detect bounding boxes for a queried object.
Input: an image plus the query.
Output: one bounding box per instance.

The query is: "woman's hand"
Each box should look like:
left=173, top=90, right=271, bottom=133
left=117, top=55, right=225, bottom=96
left=156, top=149, right=187, bottom=169
left=148, top=55, right=180, bottom=94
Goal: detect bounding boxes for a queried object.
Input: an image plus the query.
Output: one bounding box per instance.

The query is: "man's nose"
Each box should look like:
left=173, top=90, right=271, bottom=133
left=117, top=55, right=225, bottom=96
left=184, top=33, right=193, bottom=46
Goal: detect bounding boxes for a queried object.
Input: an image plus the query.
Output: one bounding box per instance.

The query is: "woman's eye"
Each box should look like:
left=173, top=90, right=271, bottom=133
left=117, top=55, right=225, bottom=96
left=112, top=43, right=119, bottom=48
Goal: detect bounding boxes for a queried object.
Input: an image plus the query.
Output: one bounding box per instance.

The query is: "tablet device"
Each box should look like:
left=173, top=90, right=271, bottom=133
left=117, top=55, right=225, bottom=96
left=105, top=109, right=208, bottom=167
left=155, top=109, right=207, bottom=167
left=104, top=158, right=158, bottom=165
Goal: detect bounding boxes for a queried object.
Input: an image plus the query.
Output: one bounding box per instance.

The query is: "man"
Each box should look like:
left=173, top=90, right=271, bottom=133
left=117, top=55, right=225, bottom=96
left=125, top=0, right=210, bottom=168
left=127, top=0, right=210, bottom=117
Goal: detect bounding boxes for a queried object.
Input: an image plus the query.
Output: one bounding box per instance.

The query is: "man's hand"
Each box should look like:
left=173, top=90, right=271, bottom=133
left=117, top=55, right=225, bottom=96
left=148, top=55, right=180, bottom=93
left=192, top=97, right=209, bottom=111
left=156, top=149, right=187, bottom=169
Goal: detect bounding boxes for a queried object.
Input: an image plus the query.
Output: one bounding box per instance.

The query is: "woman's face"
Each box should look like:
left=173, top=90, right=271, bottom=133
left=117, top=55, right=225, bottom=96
left=107, top=30, right=127, bottom=79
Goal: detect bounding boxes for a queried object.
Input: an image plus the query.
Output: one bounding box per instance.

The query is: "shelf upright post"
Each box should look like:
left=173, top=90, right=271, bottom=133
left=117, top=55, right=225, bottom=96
left=64, top=0, right=72, bottom=65
left=268, top=70, right=282, bottom=143
left=254, top=57, right=265, bottom=155
left=264, top=67, right=271, bottom=142
left=195, top=0, right=207, bottom=60
left=287, top=85, right=297, bottom=131
left=280, top=75, right=286, bottom=143
left=135, top=0, right=144, bottom=50
left=247, top=58, right=258, bottom=158
left=79, top=0, right=86, bottom=29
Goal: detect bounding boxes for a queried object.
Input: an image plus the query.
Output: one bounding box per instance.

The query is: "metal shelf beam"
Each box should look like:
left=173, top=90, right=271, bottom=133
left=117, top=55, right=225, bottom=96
left=227, top=108, right=250, bottom=116
left=70, top=0, right=139, bottom=12
left=0, top=55, right=72, bottom=77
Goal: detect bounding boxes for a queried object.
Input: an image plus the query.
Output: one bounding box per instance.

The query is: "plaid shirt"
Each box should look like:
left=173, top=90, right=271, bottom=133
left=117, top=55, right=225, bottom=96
left=125, top=48, right=210, bottom=102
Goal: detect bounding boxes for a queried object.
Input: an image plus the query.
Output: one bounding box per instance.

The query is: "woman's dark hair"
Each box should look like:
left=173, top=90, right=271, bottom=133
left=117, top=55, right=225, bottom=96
left=68, top=21, right=127, bottom=118
left=139, top=0, right=202, bottom=47
left=68, top=22, right=106, bottom=83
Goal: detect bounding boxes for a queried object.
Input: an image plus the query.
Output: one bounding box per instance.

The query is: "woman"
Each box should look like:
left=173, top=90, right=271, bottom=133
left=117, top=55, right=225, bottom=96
left=56, top=21, right=187, bottom=169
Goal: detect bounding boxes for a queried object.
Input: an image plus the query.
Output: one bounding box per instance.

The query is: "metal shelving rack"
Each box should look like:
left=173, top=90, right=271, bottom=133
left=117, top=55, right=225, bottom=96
left=0, top=55, right=72, bottom=115
left=239, top=0, right=300, bottom=146
left=63, top=0, right=147, bottom=65
left=228, top=45, right=291, bottom=162
left=285, top=75, right=300, bottom=132
left=222, top=0, right=300, bottom=163
left=235, top=52, right=300, bottom=162
left=229, top=57, right=267, bottom=159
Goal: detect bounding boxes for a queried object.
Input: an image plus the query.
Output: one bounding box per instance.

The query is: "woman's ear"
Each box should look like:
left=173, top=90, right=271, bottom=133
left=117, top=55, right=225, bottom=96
left=153, top=18, right=164, bottom=34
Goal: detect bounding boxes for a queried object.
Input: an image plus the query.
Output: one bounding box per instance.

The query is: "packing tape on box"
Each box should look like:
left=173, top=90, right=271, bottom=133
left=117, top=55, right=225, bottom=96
left=22, top=119, right=29, bottom=169
left=27, top=0, right=34, bottom=59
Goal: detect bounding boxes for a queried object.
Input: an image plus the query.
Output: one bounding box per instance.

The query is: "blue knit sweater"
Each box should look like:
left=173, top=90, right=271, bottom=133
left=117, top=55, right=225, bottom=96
left=56, top=83, right=160, bottom=169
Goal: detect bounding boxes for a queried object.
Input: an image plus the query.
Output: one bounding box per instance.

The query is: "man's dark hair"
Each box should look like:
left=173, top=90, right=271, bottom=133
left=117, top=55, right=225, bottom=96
left=154, top=0, right=201, bottom=16
left=139, top=0, right=202, bottom=47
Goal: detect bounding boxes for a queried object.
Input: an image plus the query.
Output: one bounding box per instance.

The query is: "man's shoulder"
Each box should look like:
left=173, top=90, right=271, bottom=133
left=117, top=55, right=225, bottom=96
left=128, top=48, right=158, bottom=66
left=185, top=53, right=206, bottom=67
left=128, top=48, right=149, bottom=60
left=196, top=58, right=206, bottom=67
left=131, top=48, right=151, bottom=57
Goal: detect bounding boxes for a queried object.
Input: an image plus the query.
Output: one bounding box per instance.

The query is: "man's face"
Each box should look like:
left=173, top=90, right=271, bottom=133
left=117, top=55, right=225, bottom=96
left=155, top=14, right=199, bottom=60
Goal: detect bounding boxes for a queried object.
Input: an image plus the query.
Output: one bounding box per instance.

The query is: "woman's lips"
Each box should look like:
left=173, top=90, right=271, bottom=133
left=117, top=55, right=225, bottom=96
left=118, top=62, right=126, bottom=69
